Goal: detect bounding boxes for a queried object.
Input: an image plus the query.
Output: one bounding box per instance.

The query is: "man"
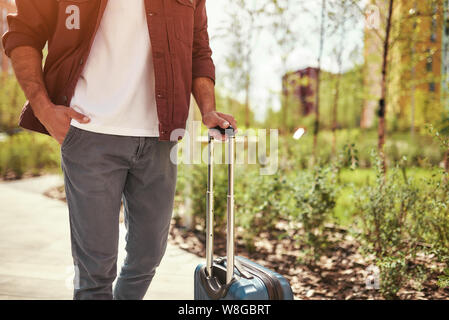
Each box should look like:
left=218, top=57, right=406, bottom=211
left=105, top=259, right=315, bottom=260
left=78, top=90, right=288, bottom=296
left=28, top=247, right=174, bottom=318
left=2, top=0, right=236, bottom=300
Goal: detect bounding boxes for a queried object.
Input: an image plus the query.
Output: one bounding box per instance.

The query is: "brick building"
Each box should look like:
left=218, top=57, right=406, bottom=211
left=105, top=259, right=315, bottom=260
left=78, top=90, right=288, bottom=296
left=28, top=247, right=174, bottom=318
left=282, top=67, right=319, bottom=117
left=0, top=0, right=16, bottom=74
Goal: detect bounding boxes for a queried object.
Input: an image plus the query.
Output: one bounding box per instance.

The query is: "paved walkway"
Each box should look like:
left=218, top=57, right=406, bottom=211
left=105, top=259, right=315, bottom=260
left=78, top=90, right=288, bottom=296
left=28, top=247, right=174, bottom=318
left=0, top=175, right=202, bottom=300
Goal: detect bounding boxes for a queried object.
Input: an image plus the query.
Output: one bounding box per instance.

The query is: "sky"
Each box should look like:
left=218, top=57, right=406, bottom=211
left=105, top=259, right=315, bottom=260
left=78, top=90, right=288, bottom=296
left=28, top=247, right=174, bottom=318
left=205, top=0, right=367, bottom=120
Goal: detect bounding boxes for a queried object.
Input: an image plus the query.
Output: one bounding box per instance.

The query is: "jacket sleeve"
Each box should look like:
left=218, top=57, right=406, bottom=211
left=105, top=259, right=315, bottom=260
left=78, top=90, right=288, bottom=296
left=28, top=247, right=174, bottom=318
left=2, top=0, right=57, bottom=58
left=192, top=0, right=216, bottom=83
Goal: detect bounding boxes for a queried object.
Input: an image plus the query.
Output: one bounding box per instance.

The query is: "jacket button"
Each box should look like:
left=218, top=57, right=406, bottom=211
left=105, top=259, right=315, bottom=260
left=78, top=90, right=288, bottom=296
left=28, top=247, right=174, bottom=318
left=80, top=58, right=84, bottom=65
left=62, top=96, right=68, bottom=104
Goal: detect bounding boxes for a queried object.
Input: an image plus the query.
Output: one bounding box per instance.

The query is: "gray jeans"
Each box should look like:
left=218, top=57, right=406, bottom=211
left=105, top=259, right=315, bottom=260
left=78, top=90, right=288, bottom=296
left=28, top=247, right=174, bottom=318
left=60, top=125, right=177, bottom=300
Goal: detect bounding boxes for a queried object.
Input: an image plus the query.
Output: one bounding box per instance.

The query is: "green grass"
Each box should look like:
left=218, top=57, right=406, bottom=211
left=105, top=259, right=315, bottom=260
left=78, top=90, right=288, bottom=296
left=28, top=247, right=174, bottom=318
left=333, top=167, right=445, bottom=226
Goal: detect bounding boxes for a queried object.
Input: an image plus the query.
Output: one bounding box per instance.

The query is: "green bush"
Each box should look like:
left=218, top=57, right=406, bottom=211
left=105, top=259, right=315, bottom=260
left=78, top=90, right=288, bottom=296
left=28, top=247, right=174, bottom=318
left=236, top=169, right=292, bottom=251
left=0, top=76, right=26, bottom=133
left=292, top=166, right=337, bottom=261
left=0, top=131, right=60, bottom=179
left=174, top=135, right=449, bottom=298
left=377, top=255, right=409, bottom=300
left=178, top=162, right=238, bottom=234
left=415, top=171, right=449, bottom=288
left=354, top=153, right=431, bottom=298
left=282, top=129, right=444, bottom=170
left=178, top=159, right=338, bottom=259
left=0, top=75, right=62, bottom=178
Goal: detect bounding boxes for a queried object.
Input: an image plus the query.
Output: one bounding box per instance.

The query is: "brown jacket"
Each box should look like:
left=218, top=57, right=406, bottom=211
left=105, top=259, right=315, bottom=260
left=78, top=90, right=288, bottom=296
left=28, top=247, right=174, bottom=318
left=2, top=0, right=215, bottom=141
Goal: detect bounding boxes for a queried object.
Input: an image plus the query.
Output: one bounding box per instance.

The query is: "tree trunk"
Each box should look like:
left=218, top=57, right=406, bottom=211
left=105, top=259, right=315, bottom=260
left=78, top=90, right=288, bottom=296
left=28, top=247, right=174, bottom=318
left=378, top=0, right=394, bottom=174
left=313, top=0, right=326, bottom=164
left=444, top=150, right=449, bottom=173
left=244, top=77, right=250, bottom=128
left=314, top=68, right=321, bottom=162
left=410, top=1, right=418, bottom=137
left=282, top=75, right=288, bottom=133
left=332, top=9, right=345, bottom=159
left=332, top=73, right=341, bottom=158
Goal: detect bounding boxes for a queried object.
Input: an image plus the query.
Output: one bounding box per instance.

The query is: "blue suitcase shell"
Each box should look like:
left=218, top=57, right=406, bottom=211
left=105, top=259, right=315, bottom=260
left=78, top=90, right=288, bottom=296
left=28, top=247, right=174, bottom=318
left=194, top=256, right=294, bottom=300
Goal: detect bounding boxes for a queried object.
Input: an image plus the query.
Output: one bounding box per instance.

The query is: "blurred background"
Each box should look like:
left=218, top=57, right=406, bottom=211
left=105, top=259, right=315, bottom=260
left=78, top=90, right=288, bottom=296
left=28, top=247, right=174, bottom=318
left=1, top=0, right=449, bottom=300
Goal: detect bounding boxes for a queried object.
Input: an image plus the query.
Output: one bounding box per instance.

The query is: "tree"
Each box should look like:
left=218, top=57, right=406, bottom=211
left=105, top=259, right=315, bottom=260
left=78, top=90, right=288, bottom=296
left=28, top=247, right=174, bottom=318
left=361, top=0, right=443, bottom=141
left=266, top=0, right=304, bottom=133
left=326, top=0, right=361, bottom=157
left=218, top=0, right=266, bottom=129
left=378, top=0, right=394, bottom=173
left=313, top=0, right=327, bottom=163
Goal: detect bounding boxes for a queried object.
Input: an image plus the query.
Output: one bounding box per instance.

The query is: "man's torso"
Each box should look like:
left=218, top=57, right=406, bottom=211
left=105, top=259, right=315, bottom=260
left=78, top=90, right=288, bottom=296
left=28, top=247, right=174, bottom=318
left=70, top=0, right=160, bottom=137
left=2, top=0, right=215, bottom=140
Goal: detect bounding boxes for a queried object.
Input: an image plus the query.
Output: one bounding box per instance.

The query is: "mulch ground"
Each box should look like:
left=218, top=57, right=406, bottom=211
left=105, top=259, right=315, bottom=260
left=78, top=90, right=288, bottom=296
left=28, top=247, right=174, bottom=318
left=169, top=221, right=449, bottom=300
left=44, top=185, right=449, bottom=300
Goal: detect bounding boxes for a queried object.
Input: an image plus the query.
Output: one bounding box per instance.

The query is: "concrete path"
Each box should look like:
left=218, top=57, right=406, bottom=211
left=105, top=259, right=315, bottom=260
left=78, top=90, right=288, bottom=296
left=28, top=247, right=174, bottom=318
left=0, top=175, right=202, bottom=300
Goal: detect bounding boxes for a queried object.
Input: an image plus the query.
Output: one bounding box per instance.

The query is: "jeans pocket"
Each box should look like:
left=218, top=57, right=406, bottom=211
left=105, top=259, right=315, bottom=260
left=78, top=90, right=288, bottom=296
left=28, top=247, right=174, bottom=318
left=61, top=125, right=82, bottom=151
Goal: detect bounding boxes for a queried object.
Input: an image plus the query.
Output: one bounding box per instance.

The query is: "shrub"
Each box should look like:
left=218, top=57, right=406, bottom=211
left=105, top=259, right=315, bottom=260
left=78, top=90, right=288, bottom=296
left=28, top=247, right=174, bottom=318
left=282, top=129, right=444, bottom=170
left=175, top=136, right=449, bottom=298
left=178, top=162, right=242, bottom=234
left=0, top=76, right=26, bottom=133
left=236, top=169, right=293, bottom=251
left=292, top=166, right=337, bottom=261
left=377, top=255, right=409, bottom=300
left=0, top=131, right=60, bottom=179
left=354, top=153, right=425, bottom=298
left=414, top=170, right=449, bottom=288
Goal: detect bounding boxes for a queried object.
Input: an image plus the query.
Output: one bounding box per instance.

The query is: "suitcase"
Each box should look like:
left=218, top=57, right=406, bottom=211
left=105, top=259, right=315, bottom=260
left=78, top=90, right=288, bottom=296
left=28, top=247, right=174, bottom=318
left=194, top=126, right=294, bottom=300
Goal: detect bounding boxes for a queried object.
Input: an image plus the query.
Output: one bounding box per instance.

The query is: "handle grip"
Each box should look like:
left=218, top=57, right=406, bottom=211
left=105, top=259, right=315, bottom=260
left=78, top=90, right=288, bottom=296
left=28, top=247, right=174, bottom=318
left=210, top=125, right=236, bottom=137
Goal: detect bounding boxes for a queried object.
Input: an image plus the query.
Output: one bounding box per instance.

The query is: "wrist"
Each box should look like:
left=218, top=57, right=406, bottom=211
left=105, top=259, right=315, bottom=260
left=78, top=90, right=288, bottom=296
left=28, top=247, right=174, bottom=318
left=30, top=95, right=54, bottom=121
left=201, top=110, right=216, bottom=124
left=201, top=109, right=216, bottom=118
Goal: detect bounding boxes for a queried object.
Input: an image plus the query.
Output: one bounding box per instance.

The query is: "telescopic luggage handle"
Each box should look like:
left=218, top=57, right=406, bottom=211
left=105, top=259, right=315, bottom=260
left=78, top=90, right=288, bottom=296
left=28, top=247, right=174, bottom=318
left=206, top=125, right=235, bottom=284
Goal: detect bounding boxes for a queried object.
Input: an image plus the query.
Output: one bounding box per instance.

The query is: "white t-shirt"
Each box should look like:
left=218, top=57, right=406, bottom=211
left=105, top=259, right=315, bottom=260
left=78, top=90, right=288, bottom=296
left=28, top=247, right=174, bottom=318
left=70, top=0, right=159, bottom=137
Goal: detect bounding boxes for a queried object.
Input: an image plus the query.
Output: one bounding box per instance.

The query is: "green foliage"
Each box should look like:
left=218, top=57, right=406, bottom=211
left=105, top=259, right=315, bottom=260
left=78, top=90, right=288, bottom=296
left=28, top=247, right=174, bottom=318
left=419, top=172, right=449, bottom=255
left=418, top=128, right=449, bottom=271
left=354, top=149, right=449, bottom=299
left=0, top=75, right=61, bottom=178
left=236, top=169, right=292, bottom=251
left=266, top=64, right=365, bottom=133
left=292, top=166, right=337, bottom=261
left=178, top=162, right=233, bottom=234
left=355, top=154, right=421, bottom=298
left=356, top=155, right=420, bottom=257
left=281, top=129, right=444, bottom=170
left=437, top=268, right=449, bottom=289
left=0, top=131, right=60, bottom=179
left=179, top=159, right=337, bottom=260
left=175, top=137, right=449, bottom=299
left=0, top=76, right=26, bottom=133
left=319, top=66, right=365, bottom=129
left=377, top=255, right=409, bottom=300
